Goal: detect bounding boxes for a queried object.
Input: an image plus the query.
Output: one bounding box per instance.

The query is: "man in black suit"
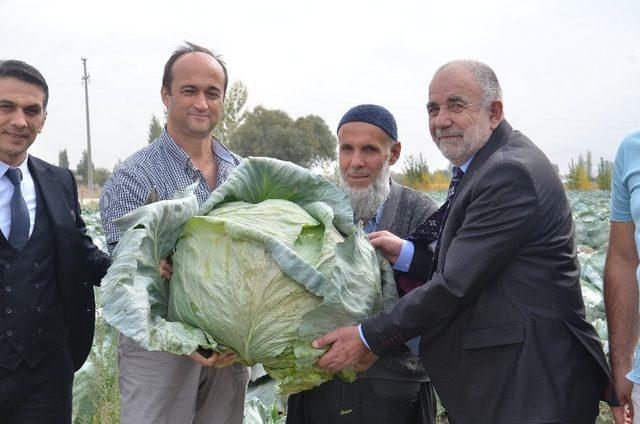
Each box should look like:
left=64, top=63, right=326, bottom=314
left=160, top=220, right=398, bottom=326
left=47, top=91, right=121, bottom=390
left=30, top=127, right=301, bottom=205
left=0, top=60, right=110, bottom=423
left=314, top=60, right=618, bottom=423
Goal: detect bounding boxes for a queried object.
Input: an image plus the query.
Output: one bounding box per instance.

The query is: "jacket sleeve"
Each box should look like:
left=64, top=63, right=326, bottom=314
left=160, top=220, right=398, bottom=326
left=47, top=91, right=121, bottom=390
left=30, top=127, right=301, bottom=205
left=405, top=240, right=433, bottom=279
left=69, top=170, right=111, bottom=285
left=362, top=160, right=539, bottom=353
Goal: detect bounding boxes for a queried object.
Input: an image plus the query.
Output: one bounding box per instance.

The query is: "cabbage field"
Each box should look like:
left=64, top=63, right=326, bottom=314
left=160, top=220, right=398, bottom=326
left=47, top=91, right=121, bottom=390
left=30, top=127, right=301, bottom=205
left=72, top=189, right=615, bottom=424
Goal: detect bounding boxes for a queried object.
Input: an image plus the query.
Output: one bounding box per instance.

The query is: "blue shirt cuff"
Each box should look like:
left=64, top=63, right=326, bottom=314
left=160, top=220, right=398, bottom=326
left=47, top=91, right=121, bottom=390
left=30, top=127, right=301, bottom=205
left=393, top=239, right=414, bottom=272
left=357, top=324, right=371, bottom=350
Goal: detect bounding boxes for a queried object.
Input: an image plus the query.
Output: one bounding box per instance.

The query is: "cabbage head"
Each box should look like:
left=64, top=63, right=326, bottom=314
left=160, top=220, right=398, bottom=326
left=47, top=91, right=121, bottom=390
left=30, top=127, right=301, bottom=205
left=100, top=157, right=396, bottom=393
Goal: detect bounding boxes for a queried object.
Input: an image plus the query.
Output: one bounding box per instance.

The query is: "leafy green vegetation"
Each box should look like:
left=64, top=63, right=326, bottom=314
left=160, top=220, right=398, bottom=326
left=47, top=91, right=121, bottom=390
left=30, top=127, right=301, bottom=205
left=76, top=188, right=617, bottom=423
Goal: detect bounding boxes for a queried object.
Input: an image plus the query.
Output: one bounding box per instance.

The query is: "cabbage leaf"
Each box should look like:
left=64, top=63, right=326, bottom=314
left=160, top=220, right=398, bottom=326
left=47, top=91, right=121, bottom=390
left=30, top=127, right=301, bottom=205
left=100, top=157, right=396, bottom=393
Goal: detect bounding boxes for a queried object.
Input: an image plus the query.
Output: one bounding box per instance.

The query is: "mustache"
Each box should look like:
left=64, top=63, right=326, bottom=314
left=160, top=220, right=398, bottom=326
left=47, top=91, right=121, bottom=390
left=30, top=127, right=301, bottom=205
left=435, top=129, right=463, bottom=138
left=347, top=170, right=370, bottom=176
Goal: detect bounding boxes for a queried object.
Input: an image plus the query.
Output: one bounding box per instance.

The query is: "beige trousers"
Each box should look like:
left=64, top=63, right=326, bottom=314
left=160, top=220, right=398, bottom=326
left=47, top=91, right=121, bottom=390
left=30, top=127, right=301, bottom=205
left=117, top=334, right=250, bottom=424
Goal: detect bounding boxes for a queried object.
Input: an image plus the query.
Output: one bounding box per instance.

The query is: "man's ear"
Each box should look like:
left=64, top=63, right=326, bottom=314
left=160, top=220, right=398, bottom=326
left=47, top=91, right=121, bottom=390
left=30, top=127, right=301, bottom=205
left=38, top=111, right=47, bottom=133
left=389, top=141, right=401, bottom=166
left=489, top=100, right=504, bottom=130
left=161, top=87, right=170, bottom=108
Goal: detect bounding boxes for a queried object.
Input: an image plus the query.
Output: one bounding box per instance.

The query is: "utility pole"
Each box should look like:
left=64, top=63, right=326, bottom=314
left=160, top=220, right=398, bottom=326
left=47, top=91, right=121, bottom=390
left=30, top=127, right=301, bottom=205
left=81, top=58, right=94, bottom=193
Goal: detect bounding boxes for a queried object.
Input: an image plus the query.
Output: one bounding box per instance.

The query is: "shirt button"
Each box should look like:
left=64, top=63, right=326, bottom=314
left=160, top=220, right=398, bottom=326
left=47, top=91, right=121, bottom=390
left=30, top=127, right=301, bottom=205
left=5, top=307, right=11, bottom=314
left=4, top=263, right=10, bottom=269
left=33, top=262, right=39, bottom=269
left=4, top=286, right=11, bottom=293
left=36, top=328, right=43, bottom=335
left=6, top=330, right=12, bottom=337
left=34, top=283, right=40, bottom=290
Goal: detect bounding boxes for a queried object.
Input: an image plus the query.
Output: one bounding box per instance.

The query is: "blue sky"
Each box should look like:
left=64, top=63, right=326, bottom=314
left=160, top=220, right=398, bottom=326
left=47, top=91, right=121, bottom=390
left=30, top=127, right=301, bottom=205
left=2, top=0, right=638, bottom=175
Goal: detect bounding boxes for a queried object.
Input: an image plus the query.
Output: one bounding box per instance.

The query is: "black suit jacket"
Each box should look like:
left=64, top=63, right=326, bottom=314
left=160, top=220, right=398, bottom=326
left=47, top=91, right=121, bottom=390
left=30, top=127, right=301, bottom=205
left=362, top=121, right=612, bottom=423
left=27, top=155, right=110, bottom=371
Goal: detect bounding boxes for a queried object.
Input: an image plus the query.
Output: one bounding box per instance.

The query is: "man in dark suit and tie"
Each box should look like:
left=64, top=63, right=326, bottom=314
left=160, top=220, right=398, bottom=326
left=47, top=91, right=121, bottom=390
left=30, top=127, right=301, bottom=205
left=0, top=60, right=110, bottom=423
left=313, top=60, right=619, bottom=423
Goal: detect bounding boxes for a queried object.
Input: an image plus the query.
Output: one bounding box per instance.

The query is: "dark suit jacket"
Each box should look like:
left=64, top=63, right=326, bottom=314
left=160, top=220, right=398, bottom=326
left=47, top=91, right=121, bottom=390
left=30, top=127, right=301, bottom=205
left=362, top=121, right=612, bottom=423
left=27, top=155, right=110, bottom=371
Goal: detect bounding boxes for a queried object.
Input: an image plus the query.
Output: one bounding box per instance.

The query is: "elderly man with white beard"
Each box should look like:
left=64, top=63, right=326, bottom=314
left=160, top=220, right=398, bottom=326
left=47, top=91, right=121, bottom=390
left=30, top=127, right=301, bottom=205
left=286, top=104, right=438, bottom=424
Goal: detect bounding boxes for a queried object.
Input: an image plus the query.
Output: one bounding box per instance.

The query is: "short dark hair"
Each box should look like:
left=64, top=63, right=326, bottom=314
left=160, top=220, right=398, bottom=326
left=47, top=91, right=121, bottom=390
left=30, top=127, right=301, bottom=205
left=162, top=42, right=228, bottom=97
left=0, top=60, right=49, bottom=109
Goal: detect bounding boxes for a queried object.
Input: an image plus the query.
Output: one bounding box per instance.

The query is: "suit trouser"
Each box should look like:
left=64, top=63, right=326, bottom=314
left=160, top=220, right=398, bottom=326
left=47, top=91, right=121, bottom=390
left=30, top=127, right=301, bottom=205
left=286, top=375, right=436, bottom=424
left=0, top=345, right=73, bottom=424
left=118, top=334, right=250, bottom=424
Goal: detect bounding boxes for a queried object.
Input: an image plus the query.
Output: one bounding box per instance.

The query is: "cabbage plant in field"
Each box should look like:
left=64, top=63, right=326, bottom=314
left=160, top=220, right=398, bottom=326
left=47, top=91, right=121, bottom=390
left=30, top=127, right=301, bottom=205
left=99, top=157, right=396, bottom=394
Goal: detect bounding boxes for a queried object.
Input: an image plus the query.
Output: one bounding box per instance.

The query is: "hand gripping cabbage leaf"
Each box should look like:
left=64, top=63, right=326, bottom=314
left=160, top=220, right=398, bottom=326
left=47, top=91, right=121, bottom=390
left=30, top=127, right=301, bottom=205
left=100, top=157, right=397, bottom=393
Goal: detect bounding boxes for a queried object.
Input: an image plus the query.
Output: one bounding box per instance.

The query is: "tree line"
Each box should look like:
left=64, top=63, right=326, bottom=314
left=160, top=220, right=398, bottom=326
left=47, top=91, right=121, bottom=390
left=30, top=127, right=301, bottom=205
left=57, top=148, right=112, bottom=187
left=59, top=80, right=613, bottom=192
left=398, top=150, right=613, bottom=192
left=565, top=151, right=612, bottom=190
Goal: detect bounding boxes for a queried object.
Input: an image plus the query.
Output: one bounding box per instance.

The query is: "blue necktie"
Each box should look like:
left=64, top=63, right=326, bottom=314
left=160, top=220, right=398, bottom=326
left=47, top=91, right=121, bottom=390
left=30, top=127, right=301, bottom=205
left=5, top=168, right=29, bottom=251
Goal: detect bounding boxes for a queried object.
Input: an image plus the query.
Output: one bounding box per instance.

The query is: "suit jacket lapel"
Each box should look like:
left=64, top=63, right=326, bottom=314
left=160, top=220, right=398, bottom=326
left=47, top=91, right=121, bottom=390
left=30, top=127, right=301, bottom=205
left=378, top=179, right=401, bottom=231
left=27, top=157, right=76, bottom=240
left=437, top=120, right=514, bottom=267
left=451, top=120, right=513, bottom=205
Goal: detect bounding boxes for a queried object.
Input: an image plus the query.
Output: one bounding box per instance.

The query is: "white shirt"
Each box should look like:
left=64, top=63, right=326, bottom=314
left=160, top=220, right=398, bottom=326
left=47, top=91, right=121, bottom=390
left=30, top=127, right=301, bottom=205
left=0, top=155, right=37, bottom=240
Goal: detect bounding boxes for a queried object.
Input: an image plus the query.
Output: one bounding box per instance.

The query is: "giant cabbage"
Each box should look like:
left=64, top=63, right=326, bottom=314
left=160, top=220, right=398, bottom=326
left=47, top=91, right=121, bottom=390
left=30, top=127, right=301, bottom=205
left=100, top=157, right=396, bottom=393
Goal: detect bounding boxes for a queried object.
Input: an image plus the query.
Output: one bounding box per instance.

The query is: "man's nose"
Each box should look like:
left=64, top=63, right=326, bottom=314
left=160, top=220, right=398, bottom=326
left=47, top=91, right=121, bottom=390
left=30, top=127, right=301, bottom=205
left=351, top=151, right=366, bottom=168
left=10, top=110, right=28, bottom=128
left=193, top=93, right=208, bottom=110
left=432, top=110, right=452, bottom=128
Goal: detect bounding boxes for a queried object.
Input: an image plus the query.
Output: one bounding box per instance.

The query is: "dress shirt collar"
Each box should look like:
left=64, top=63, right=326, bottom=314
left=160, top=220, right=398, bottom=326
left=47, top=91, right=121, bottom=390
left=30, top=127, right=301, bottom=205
left=457, top=154, right=474, bottom=174
left=159, top=127, right=236, bottom=168
left=0, top=155, right=30, bottom=179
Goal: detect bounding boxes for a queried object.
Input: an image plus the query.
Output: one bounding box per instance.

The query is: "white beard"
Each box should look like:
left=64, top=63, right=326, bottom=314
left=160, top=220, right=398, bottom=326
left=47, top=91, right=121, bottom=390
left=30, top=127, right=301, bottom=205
left=340, top=160, right=391, bottom=223
left=433, top=119, right=492, bottom=166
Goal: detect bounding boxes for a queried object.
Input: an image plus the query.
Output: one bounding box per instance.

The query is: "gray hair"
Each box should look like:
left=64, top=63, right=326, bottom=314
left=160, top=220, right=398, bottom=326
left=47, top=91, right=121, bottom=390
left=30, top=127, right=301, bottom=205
left=436, top=60, right=502, bottom=109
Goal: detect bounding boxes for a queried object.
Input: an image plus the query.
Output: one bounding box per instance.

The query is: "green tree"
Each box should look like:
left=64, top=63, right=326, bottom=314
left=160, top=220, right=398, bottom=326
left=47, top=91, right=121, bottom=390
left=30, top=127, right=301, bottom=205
left=76, top=149, right=93, bottom=182
left=214, top=80, right=248, bottom=142
left=58, top=148, right=69, bottom=169
left=148, top=114, right=163, bottom=144
left=93, top=167, right=112, bottom=187
left=402, top=153, right=430, bottom=189
left=566, top=155, right=591, bottom=190
left=596, top=158, right=612, bottom=190
left=295, top=115, right=336, bottom=164
left=586, top=150, right=593, bottom=180
left=227, top=106, right=336, bottom=168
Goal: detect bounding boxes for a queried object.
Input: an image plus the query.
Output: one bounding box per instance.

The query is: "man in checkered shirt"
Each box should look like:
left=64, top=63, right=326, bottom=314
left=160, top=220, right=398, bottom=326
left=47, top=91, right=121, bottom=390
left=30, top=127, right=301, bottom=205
left=100, top=42, right=248, bottom=424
